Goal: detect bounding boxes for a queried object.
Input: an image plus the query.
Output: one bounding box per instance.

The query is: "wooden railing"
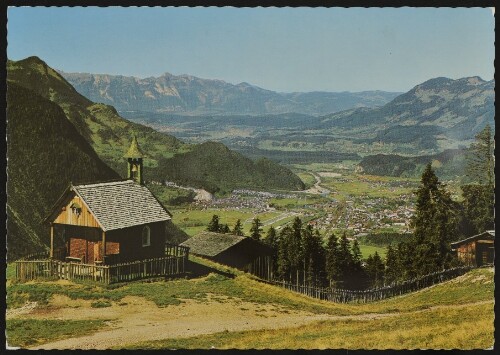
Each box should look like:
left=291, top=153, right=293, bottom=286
left=15, top=255, right=188, bottom=284
left=17, top=250, right=50, bottom=261
left=261, top=266, right=473, bottom=303
left=165, top=243, right=189, bottom=258
left=108, top=256, right=186, bottom=283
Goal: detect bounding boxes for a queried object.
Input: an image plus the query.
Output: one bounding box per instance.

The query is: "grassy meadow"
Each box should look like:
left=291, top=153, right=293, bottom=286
left=6, top=255, right=494, bottom=349
left=358, top=244, right=387, bottom=259
left=123, top=267, right=494, bottom=350
left=169, top=208, right=288, bottom=236
left=128, top=302, right=493, bottom=350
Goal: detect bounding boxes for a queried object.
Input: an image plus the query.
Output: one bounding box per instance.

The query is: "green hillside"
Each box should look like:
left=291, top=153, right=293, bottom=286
left=358, top=149, right=466, bottom=179
left=154, top=142, right=306, bottom=193
left=7, top=56, right=304, bottom=193
left=6, top=83, right=121, bottom=260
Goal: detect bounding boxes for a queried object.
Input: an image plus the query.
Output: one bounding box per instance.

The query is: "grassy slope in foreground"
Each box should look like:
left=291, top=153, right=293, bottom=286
left=6, top=256, right=493, bottom=349
left=125, top=266, right=494, bottom=350
left=129, top=303, right=492, bottom=350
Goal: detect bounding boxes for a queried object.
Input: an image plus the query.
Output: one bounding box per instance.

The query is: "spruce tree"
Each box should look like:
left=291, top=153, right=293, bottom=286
left=289, top=217, right=304, bottom=284
left=207, top=215, right=220, bottom=232
left=249, top=217, right=263, bottom=240
left=366, top=252, right=385, bottom=287
left=265, top=226, right=277, bottom=246
left=265, top=226, right=279, bottom=278
left=325, top=233, right=342, bottom=286
left=301, top=225, right=313, bottom=285
left=221, top=224, right=230, bottom=234
left=461, top=124, right=495, bottom=235
left=461, top=185, right=494, bottom=235
left=310, top=229, right=326, bottom=286
left=465, top=124, right=494, bottom=186
left=411, top=163, right=458, bottom=276
left=337, top=232, right=354, bottom=287
left=351, top=239, right=362, bottom=270
left=233, top=219, right=244, bottom=236
left=384, top=245, right=399, bottom=284
left=276, top=226, right=293, bottom=281
left=350, top=239, right=366, bottom=289
left=300, top=225, right=324, bottom=285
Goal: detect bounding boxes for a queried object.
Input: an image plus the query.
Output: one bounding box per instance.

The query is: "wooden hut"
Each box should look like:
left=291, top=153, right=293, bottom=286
left=450, top=230, right=495, bottom=267
left=180, top=231, right=273, bottom=278
left=44, top=179, right=172, bottom=264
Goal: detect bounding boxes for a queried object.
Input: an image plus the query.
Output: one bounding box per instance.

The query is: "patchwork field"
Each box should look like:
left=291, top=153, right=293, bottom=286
left=6, top=258, right=494, bottom=350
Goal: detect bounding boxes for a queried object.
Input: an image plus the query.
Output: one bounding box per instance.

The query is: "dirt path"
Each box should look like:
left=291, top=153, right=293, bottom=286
left=26, top=295, right=335, bottom=350
left=22, top=294, right=493, bottom=350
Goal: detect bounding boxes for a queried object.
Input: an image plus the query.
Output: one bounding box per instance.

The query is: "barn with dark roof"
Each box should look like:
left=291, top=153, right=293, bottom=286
left=180, top=231, right=273, bottom=278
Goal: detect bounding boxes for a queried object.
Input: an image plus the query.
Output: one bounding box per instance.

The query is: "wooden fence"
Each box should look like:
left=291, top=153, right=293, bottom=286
left=261, top=266, right=473, bottom=303
left=165, top=243, right=190, bottom=258
left=15, top=255, right=188, bottom=284
left=246, top=255, right=273, bottom=280
left=16, top=250, right=50, bottom=261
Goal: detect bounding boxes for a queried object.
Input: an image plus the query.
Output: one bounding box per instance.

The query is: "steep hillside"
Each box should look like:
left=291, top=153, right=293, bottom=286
left=7, top=56, right=304, bottom=193
left=322, top=76, right=494, bottom=150
left=60, top=71, right=400, bottom=116
left=6, top=83, right=121, bottom=260
left=7, top=57, right=184, bottom=177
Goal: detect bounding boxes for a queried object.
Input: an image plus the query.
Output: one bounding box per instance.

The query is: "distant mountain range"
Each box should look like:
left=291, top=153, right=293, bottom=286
left=61, top=67, right=494, bottom=156
left=60, top=71, right=401, bottom=116
left=119, top=75, right=494, bottom=163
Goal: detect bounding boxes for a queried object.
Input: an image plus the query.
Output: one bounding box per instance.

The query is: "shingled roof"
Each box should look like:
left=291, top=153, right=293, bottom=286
left=47, top=180, right=171, bottom=231
left=180, top=231, right=246, bottom=257
left=450, top=230, right=495, bottom=249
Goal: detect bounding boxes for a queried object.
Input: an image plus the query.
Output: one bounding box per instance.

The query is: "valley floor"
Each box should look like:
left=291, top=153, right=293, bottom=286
left=6, top=264, right=494, bottom=350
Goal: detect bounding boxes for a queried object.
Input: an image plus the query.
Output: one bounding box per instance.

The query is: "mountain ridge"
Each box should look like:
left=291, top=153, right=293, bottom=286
left=317, top=75, right=494, bottom=152
left=59, top=70, right=402, bottom=116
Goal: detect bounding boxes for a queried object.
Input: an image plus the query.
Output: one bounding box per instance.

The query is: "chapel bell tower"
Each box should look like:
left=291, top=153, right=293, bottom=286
left=125, top=135, right=144, bottom=185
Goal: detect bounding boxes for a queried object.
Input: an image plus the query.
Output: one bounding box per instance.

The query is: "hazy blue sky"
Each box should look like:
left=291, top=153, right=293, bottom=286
left=7, top=7, right=494, bottom=92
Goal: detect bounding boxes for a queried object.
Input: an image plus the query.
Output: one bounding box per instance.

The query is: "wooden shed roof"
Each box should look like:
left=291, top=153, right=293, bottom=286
left=46, top=180, right=171, bottom=231
left=180, top=231, right=247, bottom=257
left=450, top=230, right=495, bottom=249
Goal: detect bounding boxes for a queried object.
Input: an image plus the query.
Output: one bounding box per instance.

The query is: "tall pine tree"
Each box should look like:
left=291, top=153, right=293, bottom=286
left=384, top=245, right=399, bottom=284
left=233, top=219, right=244, bottom=236
left=325, top=233, right=342, bottom=287
left=410, top=163, right=459, bottom=276
left=289, top=217, right=304, bottom=284
left=276, top=226, right=293, bottom=281
left=465, top=124, right=494, bottom=186
left=249, top=217, right=263, bottom=240
left=265, top=226, right=279, bottom=279
left=207, top=215, right=220, bottom=232
left=461, top=124, right=495, bottom=235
